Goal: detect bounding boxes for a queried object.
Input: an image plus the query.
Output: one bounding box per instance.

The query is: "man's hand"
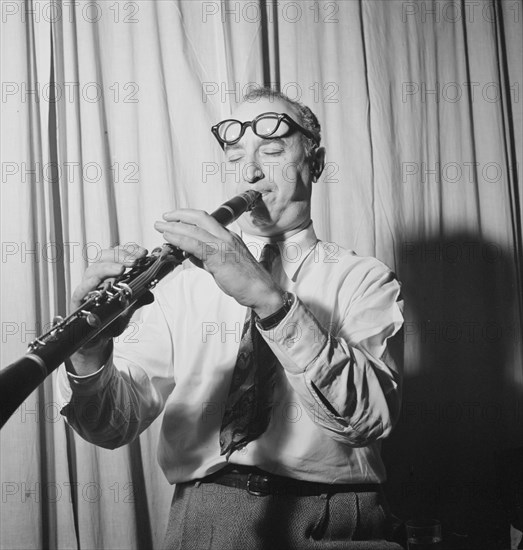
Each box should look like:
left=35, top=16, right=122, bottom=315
left=68, top=244, right=148, bottom=376
left=155, top=209, right=284, bottom=319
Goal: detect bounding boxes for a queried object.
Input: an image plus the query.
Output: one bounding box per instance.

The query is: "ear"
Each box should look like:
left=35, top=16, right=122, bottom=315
left=310, top=147, right=326, bottom=183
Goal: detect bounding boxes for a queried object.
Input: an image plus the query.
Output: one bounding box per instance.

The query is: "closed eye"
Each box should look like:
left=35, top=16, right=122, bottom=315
left=226, top=155, right=243, bottom=163
left=261, top=149, right=284, bottom=156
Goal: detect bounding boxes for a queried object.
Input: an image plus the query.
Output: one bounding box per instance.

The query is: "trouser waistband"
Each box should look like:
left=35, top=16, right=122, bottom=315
left=197, top=464, right=381, bottom=497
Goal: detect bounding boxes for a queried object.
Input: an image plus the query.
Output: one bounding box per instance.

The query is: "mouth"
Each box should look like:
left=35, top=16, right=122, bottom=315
left=256, top=191, right=272, bottom=203
left=242, top=189, right=273, bottom=214
left=247, top=192, right=270, bottom=213
left=246, top=189, right=271, bottom=204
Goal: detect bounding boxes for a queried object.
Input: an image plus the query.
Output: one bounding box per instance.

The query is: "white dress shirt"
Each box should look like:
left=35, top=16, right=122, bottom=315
left=57, top=223, right=404, bottom=485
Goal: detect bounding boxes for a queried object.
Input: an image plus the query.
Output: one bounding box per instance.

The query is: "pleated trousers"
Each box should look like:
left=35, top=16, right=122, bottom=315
left=162, top=480, right=402, bottom=550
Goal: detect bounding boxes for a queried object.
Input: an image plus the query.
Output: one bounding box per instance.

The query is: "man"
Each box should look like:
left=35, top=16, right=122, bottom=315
left=58, top=88, right=404, bottom=548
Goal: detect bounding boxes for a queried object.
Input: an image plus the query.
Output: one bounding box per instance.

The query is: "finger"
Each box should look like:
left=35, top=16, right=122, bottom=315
left=162, top=209, right=231, bottom=239
left=116, top=243, right=148, bottom=263
left=155, top=219, right=218, bottom=246
left=98, top=245, right=148, bottom=265
left=71, top=264, right=125, bottom=308
left=156, top=227, right=211, bottom=261
left=83, top=261, right=126, bottom=281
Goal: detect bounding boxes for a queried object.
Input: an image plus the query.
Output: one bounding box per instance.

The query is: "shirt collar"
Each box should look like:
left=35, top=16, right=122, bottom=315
left=241, top=221, right=318, bottom=281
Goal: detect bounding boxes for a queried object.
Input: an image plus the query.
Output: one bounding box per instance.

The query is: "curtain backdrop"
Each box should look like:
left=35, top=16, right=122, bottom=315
left=1, top=0, right=521, bottom=547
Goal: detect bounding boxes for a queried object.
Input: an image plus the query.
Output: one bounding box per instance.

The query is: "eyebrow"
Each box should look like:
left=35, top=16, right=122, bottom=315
left=224, top=143, right=243, bottom=153
left=260, top=138, right=286, bottom=147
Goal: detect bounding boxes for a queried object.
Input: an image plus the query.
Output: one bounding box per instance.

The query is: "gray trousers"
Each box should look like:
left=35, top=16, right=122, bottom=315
left=162, top=480, right=403, bottom=550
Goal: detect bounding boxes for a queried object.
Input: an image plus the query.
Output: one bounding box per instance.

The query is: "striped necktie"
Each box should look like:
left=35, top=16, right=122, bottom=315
left=219, top=243, right=280, bottom=458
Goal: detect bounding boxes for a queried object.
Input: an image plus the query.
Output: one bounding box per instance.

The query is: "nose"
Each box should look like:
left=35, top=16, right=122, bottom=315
left=243, top=161, right=264, bottom=184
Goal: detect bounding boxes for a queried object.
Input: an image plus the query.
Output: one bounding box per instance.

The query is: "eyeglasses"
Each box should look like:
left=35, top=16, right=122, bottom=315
left=211, top=112, right=319, bottom=149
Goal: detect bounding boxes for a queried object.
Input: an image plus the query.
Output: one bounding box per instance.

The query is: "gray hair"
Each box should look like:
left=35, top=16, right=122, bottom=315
left=241, top=87, right=321, bottom=155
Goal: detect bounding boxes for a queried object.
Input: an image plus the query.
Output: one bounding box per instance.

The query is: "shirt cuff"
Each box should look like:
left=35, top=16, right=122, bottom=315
left=257, top=295, right=328, bottom=375
left=65, top=353, right=116, bottom=396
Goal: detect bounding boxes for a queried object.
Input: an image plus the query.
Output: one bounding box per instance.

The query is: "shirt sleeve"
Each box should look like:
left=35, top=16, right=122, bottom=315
left=258, top=262, right=404, bottom=447
left=56, top=280, right=177, bottom=449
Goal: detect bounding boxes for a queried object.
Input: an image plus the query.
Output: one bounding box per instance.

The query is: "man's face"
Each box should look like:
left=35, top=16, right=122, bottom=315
left=222, top=98, right=314, bottom=237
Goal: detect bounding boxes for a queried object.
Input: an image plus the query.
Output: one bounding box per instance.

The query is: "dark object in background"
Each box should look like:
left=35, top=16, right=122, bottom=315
left=498, top=447, right=523, bottom=548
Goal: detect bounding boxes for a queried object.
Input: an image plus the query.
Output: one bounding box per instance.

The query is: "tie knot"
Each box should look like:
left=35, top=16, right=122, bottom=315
left=258, top=243, right=280, bottom=272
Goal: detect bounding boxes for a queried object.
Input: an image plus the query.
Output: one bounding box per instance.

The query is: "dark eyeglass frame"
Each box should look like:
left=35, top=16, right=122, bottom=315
left=211, top=112, right=319, bottom=149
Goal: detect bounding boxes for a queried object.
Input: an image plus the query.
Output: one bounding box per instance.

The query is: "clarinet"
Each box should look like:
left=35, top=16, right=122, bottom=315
left=0, top=190, right=261, bottom=428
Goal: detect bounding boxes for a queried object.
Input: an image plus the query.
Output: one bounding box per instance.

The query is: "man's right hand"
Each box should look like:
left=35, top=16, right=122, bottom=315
left=67, top=244, right=148, bottom=376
